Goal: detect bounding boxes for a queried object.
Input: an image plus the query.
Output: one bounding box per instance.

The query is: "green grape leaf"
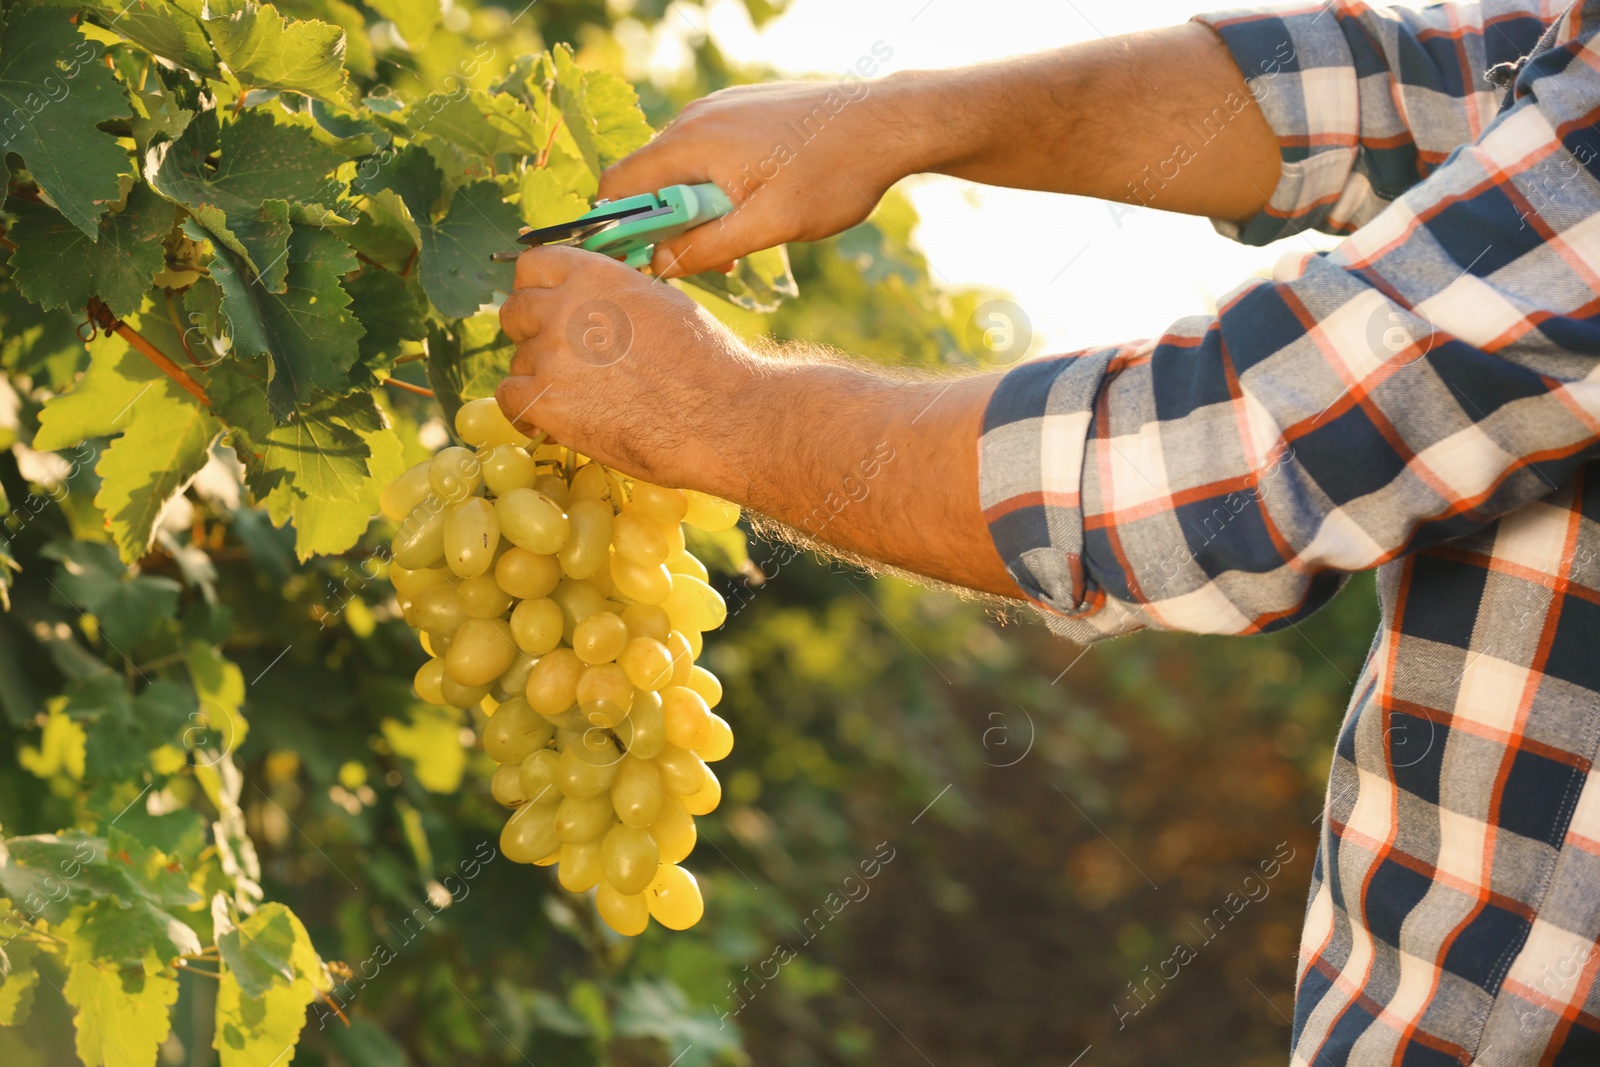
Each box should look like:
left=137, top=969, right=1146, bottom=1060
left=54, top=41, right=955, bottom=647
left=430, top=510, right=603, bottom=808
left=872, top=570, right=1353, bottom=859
left=345, top=267, right=427, bottom=388
left=94, top=390, right=220, bottom=564
left=211, top=364, right=384, bottom=557
left=0, top=7, right=132, bottom=238
left=354, top=143, right=441, bottom=224
left=551, top=44, right=652, bottom=178
left=284, top=0, right=373, bottom=78
left=204, top=3, right=351, bottom=106
left=613, top=979, right=744, bottom=1067
left=0, top=936, right=40, bottom=1026
left=63, top=962, right=178, bottom=1067
left=347, top=189, right=419, bottom=271
left=72, top=897, right=203, bottom=968
left=417, top=180, right=519, bottom=318
left=148, top=109, right=347, bottom=289
left=193, top=222, right=364, bottom=416
left=68, top=0, right=219, bottom=75
left=519, top=166, right=589, bottom=229
left=185, top=642, right=250, bottom=759
left=9, top=185, right=175, bottom=319
left=215, top=902, right=310, bottom=999
left=32, top=323, right=172, bottom=452
left=191, top=200, right=294, bottom=291
left=213, top=901, right=324, bottom=1067
left=681, top=245, right=798, bottom=313
left=396, top=89, right=541, bottom=160
left=40, top=542, right=182, bottom=651
left=365, top=0, right=438, bottom=48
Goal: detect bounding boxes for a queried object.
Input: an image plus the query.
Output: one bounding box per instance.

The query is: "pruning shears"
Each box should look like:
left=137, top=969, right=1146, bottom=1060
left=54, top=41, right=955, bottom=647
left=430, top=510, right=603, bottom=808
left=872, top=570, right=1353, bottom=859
left=491, top=182, right=735, bottom=270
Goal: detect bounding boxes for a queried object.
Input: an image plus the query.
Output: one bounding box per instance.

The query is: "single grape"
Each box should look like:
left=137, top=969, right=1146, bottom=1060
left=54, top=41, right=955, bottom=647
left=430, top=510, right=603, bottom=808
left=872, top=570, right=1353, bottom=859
left=495, top=547, right=561, bottom=600
left=494, top=653, right=537, bottom=702
left=660, top=520, right=686, bottom=559
left=456, top=397, right=530, bottom=449
left=518, top=749, right=561, bottom=806
left=621, top=603, right=671, bottom=644
left=619, top=637, right=674, bottom=691
left=687, top=665, right=722, bottom=708
left=663, top=631, right=695, bottom=688
left=611, top=755, right=664, bottom=829
left=559, top=498, right=615, bottom=579
left=443, top=497, right=500, bottom=578
left=555, top=744, right=621, bottom=799
left=661, top=686, right=712, bottom=751
left=697, top=713, right=734, bottom=762
left=612, top=511, right=670, bottom=566
left=482, top=698, right=551, bottom=764
left=602, top=824, right=660, bottom=895
left=510, top=598, right=565, bottom=655
left=525, top=648, right=583, bottom=717
left=410, top=583, right=472, bottom=637
left=533, top=472, right=571, bottom=508
left=558, top=838, right=605, bottom=893
left=390, top=561, right=450, bottom=598
left=445, top=618, right=517, bottom=688
left=430, top=446, right=483, bottom=503
left=500, top=802, right=560, bottom=864
left=610, top=555, right=673, bottom=605
left=628, top=482, right=688, bottom=525
left=626, top=691, right=666, bottom=760
left=683, top=490, right=741, bottom=531
left=666, top=552, right=709, bottom=584
left=649, top=796, right=697, bottom=865
left=440, top=674, right=494, bottom=710
left=683, top=768, right=721, bottom=816
left=595, top=882, right=649, bottom=936
left=570, top=463, right=617, bottom=502
left=490, top=763, right=527, bottom=807
left=551, top=578, right=607, bottom=642
left=480, top=444, right=536, bottom=495
left=555, top=793, right=617, bottom=844
left=576, top=663, right=634, bottom=727
left=495, top=488, right=570, bottom=555
left=646, top=865, right=705, bottom=931
left=414, top=658, right=447, bottom=705
left=380, top=461, right=433, bottom=521
left=656, top=744, right=709, bottom=796
left=454, top=572, right=514, bottom=618
left=392, top=500, right=448, bottom=569
left=573, top=611, right=629, bottom=665
left=663, top=574, right=727, bottom=633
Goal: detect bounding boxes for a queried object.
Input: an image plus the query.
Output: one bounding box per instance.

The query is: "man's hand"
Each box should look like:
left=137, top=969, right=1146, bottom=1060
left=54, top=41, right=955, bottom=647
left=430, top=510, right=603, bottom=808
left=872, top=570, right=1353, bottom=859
left=494, top=246, right=758, bottom=494
left=598, top=80, right=927, bottom=278
left=495, top=245, right=1021, bottom=599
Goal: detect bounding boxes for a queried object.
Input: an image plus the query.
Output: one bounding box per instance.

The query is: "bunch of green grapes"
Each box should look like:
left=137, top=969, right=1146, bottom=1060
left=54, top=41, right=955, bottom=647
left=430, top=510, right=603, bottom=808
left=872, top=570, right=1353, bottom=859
left=381, top=398, right=739, bottom=935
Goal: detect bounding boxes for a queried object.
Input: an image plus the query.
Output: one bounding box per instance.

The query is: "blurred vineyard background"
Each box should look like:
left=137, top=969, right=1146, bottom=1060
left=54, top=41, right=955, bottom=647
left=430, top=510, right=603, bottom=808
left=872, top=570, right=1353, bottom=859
left=0, top=0, right=1382, bottom=1064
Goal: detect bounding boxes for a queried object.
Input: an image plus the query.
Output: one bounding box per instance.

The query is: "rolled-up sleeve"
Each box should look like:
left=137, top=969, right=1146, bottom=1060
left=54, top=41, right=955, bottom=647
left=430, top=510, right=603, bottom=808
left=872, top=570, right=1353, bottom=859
left=1195, top=0, right=1557, bottom=244
left=980, top=16, right=1600, bottom=643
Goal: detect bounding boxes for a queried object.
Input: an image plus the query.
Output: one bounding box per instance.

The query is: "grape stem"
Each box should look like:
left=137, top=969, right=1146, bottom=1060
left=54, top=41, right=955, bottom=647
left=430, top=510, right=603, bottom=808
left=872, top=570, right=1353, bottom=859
left=383, top=378, right=435, bottom=398
left=86, top=297, right=211, bottom=407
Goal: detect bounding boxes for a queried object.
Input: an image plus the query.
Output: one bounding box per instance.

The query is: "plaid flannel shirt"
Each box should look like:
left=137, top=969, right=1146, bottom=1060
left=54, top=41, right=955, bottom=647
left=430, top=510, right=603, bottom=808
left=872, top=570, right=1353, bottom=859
left=979, top=1, right=1600, bottom=1062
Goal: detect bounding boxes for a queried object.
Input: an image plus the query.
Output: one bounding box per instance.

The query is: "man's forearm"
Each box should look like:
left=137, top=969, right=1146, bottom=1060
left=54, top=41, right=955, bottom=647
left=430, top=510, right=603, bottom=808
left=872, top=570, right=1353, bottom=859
left=701, top=358, right=1019, bottom=599
left=878, top=22, right=1282, bottom=223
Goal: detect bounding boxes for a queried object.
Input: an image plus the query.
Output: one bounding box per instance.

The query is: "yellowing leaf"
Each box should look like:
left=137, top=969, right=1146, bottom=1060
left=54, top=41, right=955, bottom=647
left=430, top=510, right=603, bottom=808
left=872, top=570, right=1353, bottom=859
left=381, top=708, right=465, bottom=793
left=19, top=708, right=87, bottom=781
left=63, top=961, right=178, bottom=1067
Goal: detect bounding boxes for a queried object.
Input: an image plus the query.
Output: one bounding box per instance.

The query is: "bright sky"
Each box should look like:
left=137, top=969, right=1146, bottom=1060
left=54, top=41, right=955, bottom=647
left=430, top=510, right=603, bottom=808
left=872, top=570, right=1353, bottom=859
left=642, top=0, right=1362, bottom=355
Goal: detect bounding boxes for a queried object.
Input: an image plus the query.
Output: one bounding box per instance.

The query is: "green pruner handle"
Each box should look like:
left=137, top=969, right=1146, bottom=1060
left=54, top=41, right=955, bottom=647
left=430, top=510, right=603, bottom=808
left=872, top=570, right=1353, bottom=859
left=583, top=182, right=736, bottom=270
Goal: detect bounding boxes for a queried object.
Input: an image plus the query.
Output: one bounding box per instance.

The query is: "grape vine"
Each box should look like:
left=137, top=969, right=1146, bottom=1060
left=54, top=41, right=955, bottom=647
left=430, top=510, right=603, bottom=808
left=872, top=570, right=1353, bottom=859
left=0, top=0, right=792, bottom=1062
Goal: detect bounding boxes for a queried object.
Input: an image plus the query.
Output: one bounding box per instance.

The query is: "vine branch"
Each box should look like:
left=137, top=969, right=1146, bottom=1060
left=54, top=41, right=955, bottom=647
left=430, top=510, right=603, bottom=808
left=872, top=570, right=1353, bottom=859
left=87, top=297, right=211, bottom=408
left=383, top=378, right=434, bottom=398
